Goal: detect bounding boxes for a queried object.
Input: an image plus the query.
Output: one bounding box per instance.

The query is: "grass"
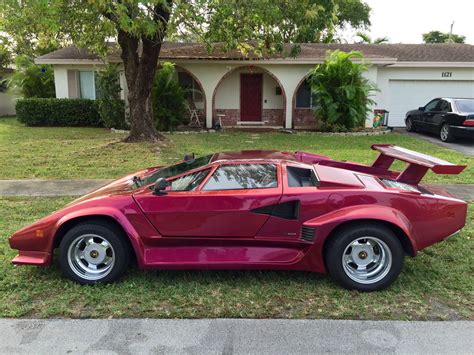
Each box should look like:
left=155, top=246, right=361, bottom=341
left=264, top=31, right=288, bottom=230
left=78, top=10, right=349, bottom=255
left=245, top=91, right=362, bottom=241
left=0, top=117, right=472, bottom=183
left=0, top=197, right=473, bottom=320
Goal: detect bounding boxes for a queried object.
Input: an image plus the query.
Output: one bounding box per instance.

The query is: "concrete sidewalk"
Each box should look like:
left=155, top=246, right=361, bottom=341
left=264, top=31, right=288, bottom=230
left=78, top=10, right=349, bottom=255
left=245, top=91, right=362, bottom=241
left=0, top=179, right=473, bottom=202
left=0, top=318, right=473, bottom=354
left=0, top=179, right=112, bottom=197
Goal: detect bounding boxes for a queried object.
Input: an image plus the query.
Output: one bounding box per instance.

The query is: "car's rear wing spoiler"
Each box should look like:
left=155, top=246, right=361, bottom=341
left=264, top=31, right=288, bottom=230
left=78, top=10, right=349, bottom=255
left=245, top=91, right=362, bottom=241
left=297, top=144, right=466, bottom=185
left=370, top=144, right=466, bottom=184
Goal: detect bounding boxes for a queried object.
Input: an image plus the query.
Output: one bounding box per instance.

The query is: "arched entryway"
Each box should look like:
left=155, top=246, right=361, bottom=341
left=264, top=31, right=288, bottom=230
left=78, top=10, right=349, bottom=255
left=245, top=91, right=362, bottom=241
left=292, top=74, right=319, bottom=129
left=212, top=65, right=287, bottom=128
left=175, top=65, right=207, bottom=126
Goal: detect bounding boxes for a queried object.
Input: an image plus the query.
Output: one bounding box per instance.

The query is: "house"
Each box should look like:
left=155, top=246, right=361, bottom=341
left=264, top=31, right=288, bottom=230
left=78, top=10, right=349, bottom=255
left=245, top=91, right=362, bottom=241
left=35, top=43, right=474, bottom=129
left=0, top=68, right=16, bottom=116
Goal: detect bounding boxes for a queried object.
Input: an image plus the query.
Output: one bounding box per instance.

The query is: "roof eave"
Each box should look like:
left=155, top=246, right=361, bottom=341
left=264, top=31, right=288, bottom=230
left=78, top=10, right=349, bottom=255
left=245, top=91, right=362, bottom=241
left=387, top=61, right=474, bottom=68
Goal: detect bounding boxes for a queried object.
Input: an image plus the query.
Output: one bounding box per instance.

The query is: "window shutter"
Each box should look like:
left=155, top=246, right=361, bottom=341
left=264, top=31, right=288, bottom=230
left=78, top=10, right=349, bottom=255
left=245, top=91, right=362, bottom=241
left=67, top=70, right=79, bottom=98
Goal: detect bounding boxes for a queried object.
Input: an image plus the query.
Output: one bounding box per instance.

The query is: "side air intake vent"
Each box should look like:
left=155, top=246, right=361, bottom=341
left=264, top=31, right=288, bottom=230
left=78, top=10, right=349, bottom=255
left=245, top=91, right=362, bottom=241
left=300, top=226, right=316, bottom=243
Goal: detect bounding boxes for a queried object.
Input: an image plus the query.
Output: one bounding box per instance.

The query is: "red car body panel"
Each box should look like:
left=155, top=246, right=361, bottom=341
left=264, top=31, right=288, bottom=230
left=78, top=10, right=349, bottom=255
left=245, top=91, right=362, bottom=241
left=9, top=145, right=468, bottom=275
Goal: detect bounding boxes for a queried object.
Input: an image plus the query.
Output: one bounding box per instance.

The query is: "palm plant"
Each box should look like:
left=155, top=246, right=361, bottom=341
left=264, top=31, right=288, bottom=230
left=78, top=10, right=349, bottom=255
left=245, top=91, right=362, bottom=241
left=356, top=32, right=389, bottom=44
left=308, top=50, right=378, bottom=130
left=152, top=62, right=188, bottom=131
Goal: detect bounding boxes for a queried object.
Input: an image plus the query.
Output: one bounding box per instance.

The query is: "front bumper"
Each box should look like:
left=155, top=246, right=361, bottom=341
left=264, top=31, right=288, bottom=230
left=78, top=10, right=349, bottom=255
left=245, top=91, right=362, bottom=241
left=450, top=125, right=474, bottom=139
left=12, top=251, right=52, bottom=266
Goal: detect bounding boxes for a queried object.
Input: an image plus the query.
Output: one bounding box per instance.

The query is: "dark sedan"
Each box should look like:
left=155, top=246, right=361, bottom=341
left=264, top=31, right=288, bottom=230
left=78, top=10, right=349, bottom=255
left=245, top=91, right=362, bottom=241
left=405, top=98, right=474, bottom=142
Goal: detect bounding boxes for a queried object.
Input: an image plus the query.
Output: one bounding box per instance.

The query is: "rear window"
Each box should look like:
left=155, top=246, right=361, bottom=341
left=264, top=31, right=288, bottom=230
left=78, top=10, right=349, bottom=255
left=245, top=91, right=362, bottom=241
left=287, top=166, right=318, bottom=187
left=203, top=164, right=277, bottom=191
left=455, top=99, right=474, bottom=113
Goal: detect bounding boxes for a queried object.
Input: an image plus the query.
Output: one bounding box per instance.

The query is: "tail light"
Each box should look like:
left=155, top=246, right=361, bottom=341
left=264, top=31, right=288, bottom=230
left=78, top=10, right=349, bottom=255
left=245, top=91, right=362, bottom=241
left=463, top=119, right=474, bottom=126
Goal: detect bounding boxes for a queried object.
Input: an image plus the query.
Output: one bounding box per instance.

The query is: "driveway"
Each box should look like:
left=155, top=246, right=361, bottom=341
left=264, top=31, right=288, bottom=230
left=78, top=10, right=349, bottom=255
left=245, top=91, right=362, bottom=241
left=394, top=128, right=474, bottom=157
left=0, top=319, right=473, bottom=354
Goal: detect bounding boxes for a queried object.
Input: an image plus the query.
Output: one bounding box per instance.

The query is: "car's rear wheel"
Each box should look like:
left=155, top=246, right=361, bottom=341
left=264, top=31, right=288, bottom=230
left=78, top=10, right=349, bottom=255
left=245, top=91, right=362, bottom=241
left=325, top=223, right=404, bottom=292
left=440, top=123, right=455, bottom=142
left=59, top=221, right=130, bottom=284
left=405, top=117, right=416, bottom=132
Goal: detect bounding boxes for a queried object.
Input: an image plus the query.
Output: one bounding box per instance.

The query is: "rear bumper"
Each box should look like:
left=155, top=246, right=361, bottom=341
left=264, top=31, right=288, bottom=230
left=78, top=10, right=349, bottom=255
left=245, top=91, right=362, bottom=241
left=450, top=125, right=474, bottom=139
left=12, top=251, right=52, bottom=266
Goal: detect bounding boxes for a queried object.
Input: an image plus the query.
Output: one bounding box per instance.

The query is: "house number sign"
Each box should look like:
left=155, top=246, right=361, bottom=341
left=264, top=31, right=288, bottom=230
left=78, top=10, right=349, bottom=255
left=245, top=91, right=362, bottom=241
left=441, top=72, right=452, bottom=78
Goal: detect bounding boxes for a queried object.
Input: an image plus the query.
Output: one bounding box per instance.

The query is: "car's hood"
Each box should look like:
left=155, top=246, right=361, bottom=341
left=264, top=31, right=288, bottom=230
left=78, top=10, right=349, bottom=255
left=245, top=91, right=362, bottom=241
left=66, top=167, right=160, bottom=207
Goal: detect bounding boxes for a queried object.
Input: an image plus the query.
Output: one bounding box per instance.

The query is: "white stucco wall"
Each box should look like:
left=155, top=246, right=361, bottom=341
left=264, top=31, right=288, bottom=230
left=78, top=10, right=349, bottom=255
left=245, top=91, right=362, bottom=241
left=0, top=92, right=16, bottom=116
left=54, top=67, right=69, bottom=98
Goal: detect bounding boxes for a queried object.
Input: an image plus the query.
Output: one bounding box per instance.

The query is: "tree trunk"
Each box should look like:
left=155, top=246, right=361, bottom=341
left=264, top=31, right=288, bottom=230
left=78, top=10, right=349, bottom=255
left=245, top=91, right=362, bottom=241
left=116, top=4, right=171, bottom=142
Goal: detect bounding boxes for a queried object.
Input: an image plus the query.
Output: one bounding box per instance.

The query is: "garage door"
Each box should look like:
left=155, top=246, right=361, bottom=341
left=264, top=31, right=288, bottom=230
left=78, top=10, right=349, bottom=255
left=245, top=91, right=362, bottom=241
left=387, top=80, right=474, bottom=127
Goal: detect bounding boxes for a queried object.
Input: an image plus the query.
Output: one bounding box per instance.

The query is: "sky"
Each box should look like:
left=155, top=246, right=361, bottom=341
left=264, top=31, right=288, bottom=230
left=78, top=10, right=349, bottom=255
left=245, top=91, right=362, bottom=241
left=342, top=0, right=474, bottom=44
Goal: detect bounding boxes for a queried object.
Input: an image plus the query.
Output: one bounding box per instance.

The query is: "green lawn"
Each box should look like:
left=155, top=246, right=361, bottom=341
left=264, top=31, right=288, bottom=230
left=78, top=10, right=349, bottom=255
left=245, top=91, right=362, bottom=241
left=0, top=197, right=472, bottom=319
left=0, top=117, right=472, bottom=183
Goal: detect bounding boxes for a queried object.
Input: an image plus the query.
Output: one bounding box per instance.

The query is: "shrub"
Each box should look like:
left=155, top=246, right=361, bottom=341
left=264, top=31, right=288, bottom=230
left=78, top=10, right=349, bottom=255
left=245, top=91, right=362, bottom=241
left=96, top=99, right=126, bottom=129
left=16, top=98, right=102, bottom=126
left=308, top=50, right=377, bottom=130
left=96, top=64, right=127, bottom=129
left=152, top=62, right=188, bottom=131
left=8, top=55, right=55, bottom=98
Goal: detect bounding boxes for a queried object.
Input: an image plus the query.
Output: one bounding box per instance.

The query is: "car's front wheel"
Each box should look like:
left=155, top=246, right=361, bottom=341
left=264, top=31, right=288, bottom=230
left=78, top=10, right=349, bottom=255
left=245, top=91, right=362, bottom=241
left=325, top=223, right=404, bottom=292
left=440, top=123, right=455, bottom=142
left=405, top=116, right=416, bottom=132
left=59, top=221, right=130, bottom=284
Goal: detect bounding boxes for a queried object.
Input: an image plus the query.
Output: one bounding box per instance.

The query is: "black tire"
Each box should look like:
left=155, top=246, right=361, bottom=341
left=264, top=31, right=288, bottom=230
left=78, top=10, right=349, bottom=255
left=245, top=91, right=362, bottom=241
left=440, top=123, right=455, bottom=142
left=324, top=223, right=404, bottom=292
left=59, top=221, right=130, bottom=284
left=405, top=116, right=416, bottom=132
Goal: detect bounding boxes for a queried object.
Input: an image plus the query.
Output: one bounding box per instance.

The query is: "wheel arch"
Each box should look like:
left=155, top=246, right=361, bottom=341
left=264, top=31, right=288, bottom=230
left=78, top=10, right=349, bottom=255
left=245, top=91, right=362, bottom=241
left=52, top=212, right=144, bottom=266
left=322, top=218, right=414, bottom=258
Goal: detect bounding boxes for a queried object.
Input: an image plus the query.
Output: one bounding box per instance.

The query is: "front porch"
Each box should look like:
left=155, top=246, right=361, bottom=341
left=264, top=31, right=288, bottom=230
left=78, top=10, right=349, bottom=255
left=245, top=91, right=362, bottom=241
left=175, top=62, right=325, bottom=130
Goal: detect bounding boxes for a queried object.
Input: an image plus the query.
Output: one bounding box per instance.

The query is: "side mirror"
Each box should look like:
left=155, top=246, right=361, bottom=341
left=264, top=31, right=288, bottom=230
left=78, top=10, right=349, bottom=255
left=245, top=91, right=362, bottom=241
left=153, top=178, right=169, bottom=195
left=418, top=106, right=425, bottom=111
left=184, top=153, right=195, bottom=163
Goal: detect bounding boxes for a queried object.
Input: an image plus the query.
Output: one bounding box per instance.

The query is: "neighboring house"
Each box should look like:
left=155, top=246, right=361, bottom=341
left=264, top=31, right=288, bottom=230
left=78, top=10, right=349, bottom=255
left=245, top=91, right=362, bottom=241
left=0, top=68, right=16, bottom=116
left=35, top=43, right=474, bottom=129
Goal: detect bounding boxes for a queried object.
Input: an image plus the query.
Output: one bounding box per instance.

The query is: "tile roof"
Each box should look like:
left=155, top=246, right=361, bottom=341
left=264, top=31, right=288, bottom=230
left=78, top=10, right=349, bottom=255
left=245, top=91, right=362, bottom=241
left=35, top=42, right=474, bottom=64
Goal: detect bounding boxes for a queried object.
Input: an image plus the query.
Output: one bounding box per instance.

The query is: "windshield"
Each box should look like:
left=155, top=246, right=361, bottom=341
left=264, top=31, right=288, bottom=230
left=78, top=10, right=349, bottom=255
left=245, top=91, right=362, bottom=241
left=455, top=99, right=474, bottom=112
left=140, top=154, right=214, bottom=186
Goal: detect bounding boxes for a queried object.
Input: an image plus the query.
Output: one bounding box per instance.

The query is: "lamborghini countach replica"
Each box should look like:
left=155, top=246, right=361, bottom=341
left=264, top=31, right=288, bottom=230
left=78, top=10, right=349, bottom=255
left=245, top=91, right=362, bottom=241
left=9, top=145, right=467, bottom=291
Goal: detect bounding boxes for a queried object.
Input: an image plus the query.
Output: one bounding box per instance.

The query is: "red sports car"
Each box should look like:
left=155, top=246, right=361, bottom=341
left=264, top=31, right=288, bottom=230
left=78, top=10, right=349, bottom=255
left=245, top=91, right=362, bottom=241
left=9, top=145, right=467, bottom=291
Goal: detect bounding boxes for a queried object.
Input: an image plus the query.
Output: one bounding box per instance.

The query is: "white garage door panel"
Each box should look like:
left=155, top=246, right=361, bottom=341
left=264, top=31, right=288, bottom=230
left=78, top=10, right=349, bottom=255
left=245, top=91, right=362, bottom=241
left=388, top=80, right=474, bottom=127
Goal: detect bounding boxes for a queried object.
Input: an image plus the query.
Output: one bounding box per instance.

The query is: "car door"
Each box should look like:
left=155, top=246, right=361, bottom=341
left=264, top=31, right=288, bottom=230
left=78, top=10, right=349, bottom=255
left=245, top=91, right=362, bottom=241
left=433, top=99, right=452, bottom=129
left=134, top=162, right=282, bottom=237
left=422, top=99, right=441, bottom=133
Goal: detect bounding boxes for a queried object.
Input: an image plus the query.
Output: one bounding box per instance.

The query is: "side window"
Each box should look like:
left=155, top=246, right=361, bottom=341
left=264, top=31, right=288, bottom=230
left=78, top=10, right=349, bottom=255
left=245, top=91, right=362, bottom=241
left=203, top=164, right=277, bottom=191
left=425, top=99, right=440, bottom=112
left=438, top=100, right=451, bottom=112
left=170, top=169, right=210, bottom=192
left=287, top=166, right=318, bottom=187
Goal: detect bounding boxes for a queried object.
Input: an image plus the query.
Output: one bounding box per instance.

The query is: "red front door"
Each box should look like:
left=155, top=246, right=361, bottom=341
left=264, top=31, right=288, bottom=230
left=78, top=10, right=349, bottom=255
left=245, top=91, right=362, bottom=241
left=240, top=73, right=263, bottom=121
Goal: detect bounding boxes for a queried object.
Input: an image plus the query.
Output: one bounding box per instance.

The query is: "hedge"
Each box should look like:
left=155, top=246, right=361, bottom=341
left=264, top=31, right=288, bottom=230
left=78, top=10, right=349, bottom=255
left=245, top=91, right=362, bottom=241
left=16, top=98, right=102, bottom=127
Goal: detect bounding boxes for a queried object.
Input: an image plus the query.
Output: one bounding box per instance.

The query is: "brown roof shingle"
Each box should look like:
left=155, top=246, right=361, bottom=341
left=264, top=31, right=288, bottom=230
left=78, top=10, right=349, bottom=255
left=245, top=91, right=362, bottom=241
left=36, top=42, right=474, bottom=63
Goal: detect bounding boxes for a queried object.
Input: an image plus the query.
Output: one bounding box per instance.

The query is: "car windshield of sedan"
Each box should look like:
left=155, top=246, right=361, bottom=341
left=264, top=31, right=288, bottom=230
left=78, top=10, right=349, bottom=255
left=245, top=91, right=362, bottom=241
left=139, top=154, right=214, bottom=187
left=455, top=99, right=474, bottom=113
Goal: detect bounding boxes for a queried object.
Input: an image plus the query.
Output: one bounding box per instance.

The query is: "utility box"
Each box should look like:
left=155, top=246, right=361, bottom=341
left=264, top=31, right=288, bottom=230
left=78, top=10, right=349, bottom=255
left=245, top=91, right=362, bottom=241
left=373, top=109, right=389, bottom=129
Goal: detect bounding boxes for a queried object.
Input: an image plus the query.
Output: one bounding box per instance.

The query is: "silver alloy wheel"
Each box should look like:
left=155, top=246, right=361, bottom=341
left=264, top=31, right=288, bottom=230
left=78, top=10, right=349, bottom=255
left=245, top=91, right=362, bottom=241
left=440, top=124, right=449, bottom=141
left=67, top=234, right=115, bottom=281
left=342, top=237, right=392, bottom=285
left=406, top=118, right=412, bottom=130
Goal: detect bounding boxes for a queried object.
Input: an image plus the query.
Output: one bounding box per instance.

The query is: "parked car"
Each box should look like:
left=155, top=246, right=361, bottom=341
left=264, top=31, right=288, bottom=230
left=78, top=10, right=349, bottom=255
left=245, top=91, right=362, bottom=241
left=405, top=97, right=474, bottom=142
left=9, top=146, right=467, bottom=291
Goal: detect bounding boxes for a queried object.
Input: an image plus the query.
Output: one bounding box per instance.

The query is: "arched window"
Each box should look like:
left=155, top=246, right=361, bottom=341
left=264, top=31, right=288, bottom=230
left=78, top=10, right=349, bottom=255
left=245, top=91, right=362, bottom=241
left=295, top=79, right=316, bottom=108
left=177, top=71, right=203, bottom=102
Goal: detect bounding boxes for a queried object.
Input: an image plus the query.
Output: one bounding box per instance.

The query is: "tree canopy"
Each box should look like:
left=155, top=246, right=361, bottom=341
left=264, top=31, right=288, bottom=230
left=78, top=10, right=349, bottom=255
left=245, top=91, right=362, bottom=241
left=0, top=0, right=372, bottom=141
left=422, top=30, right=466, bottom=44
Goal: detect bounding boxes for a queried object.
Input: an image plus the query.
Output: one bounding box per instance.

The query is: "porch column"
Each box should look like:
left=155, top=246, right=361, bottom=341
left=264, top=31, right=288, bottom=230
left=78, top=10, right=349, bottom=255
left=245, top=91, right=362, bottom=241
left=205, top=94, right=213, bottom=128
